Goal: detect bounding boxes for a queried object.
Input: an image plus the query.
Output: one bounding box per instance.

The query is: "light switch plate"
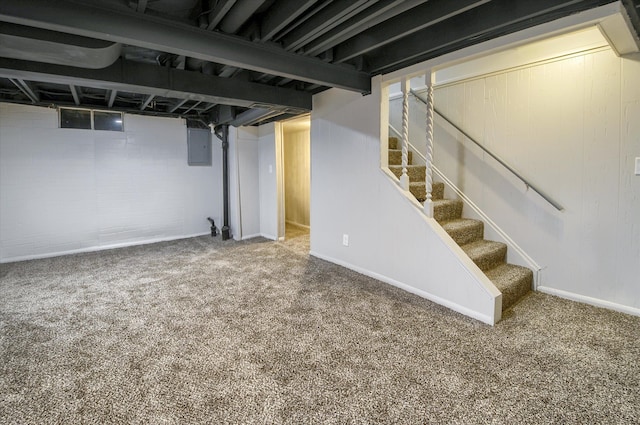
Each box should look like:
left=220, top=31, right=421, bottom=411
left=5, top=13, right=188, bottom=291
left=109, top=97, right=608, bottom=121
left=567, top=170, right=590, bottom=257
left=636, top=157, right=640, bottom=176
left=342, top=234, right=349, bottom=246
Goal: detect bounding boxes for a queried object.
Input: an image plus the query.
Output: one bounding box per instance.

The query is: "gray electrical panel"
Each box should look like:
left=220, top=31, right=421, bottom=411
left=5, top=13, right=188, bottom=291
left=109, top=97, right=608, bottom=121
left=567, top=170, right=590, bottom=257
left=187, top=128, right=212, bottom=166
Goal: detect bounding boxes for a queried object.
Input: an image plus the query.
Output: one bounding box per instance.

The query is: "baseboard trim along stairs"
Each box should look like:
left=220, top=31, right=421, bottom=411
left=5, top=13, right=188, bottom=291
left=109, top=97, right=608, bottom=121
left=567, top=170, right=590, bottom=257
left=388, top=137, right=532, bottom=312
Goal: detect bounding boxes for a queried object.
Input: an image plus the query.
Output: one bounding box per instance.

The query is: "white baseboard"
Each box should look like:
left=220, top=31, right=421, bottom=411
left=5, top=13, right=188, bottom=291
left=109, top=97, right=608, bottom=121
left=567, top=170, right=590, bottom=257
left=309, top=250, right=496, bottom=325
left=241, top=233, right=277, bottom=241
left=538, top=286, right=640, bottom=317
left=0, top=232, right=210, bottom=264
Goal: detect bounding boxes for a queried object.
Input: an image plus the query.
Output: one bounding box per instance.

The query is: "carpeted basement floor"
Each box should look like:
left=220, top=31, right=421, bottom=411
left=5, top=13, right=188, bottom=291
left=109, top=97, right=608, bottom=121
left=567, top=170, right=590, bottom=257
left=1, top=230, right=639, bottom=424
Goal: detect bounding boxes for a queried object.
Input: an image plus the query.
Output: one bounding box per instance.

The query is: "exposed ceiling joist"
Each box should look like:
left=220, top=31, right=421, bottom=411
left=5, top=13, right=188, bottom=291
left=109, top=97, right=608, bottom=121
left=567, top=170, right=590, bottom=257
left=205, top=0, right=237, bottom=30
left=183, top=101, right=202, bottom=114
left=9, top=78, right=39, bottom=103
left=70, top=84, right=83, bottom=105
left=168, top=98, right=189, bottom=113
left=140, top=94, right=154, bottom=110
left=302, top=0, right=427, bottom=56
left=219, top=0, right=267, bottom=34
left=281, top=0, right=378, bottom=52
left=201, top=103, right=216, bottom=113
left=333, top=0, right=491, bottom=63
left=272, top=0, right=333, bottom=41
left=260, top=0, right=319, bottom=41
left=136, top=0, right=148, bottom=14
left=107, top=89, right=117, bottom=107
left=0, top=58, right=312, bottom=111
left=0, top=0, right=371, bottom=93
left=365, top=0, right=617, bottom=73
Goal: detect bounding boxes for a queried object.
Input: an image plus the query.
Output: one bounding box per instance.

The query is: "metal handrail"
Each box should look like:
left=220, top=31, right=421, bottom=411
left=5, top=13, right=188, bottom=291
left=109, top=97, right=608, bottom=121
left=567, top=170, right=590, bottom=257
left=409, top=89, right=563, bottom=211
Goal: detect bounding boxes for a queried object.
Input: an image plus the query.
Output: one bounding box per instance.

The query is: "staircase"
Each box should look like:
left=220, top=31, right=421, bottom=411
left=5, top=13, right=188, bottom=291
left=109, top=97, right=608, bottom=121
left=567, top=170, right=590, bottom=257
left=388, top=137, right=532, bottom=312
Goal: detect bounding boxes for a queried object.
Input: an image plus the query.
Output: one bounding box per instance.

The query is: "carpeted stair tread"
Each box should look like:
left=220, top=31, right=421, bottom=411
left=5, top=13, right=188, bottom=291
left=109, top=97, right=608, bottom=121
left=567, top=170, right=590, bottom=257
left=441, top=218, right=484, bottom=245
left=386, top=139, right=533, bottom=317
left=388, top=149, right=413, bottom=165
left=389, top=165, right=426, bottom=181
left=432, top=199, right=463, bottom=222
left=485, top=264, right=533, bottom=311
left=410, top=182, right=444, bottom=201
left=461, top=239, right=507, bottom=271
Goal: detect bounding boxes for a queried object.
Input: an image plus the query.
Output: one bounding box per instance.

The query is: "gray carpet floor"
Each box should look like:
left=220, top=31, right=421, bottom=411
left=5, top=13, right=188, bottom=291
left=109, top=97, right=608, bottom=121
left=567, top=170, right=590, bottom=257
left=1, top=231, right=639, bottom=424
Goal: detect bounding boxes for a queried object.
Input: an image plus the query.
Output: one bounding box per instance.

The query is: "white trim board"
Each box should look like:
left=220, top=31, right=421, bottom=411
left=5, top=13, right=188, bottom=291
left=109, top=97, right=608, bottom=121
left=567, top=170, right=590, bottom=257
left=0, top=232, right=211, bottom=264
left=310, top=250, right=496, bottom=326
left=241, top=233, right=277, bottom=241
left=538, top=286, right=640, bottom=318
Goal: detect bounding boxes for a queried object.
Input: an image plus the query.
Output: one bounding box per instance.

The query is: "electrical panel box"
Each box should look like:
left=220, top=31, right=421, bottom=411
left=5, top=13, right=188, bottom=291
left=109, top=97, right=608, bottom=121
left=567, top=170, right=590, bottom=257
left=187, top=128, right=212, bottom=166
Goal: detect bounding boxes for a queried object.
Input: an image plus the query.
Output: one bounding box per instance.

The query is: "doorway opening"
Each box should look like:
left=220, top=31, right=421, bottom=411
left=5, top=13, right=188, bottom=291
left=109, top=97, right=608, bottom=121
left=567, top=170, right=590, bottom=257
left=280, top=116, right=310, bottom=242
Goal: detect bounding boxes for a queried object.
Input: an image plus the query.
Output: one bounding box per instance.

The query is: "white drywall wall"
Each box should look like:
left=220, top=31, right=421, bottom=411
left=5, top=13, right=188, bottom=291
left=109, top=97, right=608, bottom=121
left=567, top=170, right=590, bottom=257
left=228, top=126, right=260, bottom=240
left=0, top=103, right=219, bottom=262
left=310, top=77, right=501, bottom=324
left=428, top=48, right=640, bottom=314
left=258, top=123, right=278, bottom=240
left=227, top=124, right=278, bottom=241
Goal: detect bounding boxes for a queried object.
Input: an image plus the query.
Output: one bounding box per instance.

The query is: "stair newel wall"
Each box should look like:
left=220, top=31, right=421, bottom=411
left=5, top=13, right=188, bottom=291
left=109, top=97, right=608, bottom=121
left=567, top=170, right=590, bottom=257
left=423, top=71, right=435, bottom=218
left=399, top=77, right=410, bottom=190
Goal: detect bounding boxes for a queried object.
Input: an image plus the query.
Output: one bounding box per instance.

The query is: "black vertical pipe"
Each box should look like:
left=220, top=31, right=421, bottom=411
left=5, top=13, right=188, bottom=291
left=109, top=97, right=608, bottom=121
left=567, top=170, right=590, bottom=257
left=221, top=124, right=231, bottom=240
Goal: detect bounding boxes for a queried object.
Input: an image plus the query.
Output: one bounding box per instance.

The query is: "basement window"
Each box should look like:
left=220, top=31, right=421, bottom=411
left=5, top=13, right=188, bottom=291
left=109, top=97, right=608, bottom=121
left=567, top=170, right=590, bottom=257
left=94, top=111, right=124, bottom=131
left=59, top=108, right=124, bottom=131
left=60, top=108, right=91, bottom=129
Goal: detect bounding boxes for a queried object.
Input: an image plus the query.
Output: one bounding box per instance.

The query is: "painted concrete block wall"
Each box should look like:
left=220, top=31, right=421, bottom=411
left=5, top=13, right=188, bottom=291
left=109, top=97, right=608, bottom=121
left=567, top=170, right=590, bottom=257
left=431, top=49, right=640, bottom=313
left=310, top=79, right=500, bottom=324
left=0, top=103, right=218, bottom=262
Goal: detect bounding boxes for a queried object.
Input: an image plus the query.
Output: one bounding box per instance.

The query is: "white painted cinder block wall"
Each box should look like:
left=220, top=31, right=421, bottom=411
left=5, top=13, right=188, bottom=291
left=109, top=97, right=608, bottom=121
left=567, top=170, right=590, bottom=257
left=429, top=48, right=640, bottom=314
left=0, top=103, right=220, bottom=262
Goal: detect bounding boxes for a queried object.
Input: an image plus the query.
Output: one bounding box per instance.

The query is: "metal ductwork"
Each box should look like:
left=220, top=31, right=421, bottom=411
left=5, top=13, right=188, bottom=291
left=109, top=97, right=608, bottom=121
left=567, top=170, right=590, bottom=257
left=0, top=22, right=121, bottom=69
left=230, top=107, right=285, bottom=126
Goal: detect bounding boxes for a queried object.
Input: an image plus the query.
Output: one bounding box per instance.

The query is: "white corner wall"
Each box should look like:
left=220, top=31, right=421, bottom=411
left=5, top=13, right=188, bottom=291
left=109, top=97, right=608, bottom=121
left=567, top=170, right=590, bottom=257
left=0, top=103, right=220, bottom=262
left=258, top=123, right=278, bottom=240
left=310, top=77, right=501, bottom=324
left=227, top=124, right=278, bottom=241
left=431, top=49, right=640, bottom=314
left=228, top=126, right=259, bottom=240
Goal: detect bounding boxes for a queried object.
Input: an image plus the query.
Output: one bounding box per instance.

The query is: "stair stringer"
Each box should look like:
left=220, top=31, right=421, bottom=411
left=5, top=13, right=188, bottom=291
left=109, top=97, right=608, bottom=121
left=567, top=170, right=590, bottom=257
left=378, top=166, right=502, bottom=325
left=389, top=124, right=542, bottom=289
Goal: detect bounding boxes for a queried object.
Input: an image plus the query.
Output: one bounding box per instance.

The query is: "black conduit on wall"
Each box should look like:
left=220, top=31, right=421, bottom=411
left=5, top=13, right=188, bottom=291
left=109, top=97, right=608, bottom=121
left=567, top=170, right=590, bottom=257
left=220, top=124, right=231, bottom=240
